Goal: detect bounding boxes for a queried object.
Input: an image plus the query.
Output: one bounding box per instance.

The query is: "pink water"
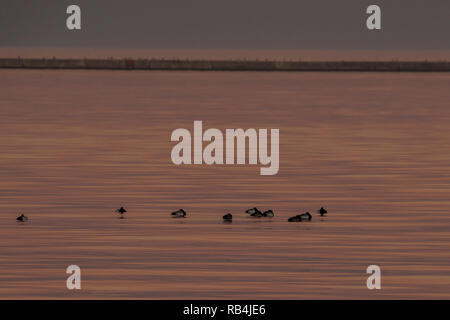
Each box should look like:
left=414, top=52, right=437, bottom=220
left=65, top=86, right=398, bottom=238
left=0, top=69, right=449, bottom=299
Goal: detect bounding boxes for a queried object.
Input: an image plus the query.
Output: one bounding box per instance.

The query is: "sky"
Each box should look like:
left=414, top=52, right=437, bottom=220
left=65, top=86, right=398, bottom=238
left=0, top=0, right=449, bottom=50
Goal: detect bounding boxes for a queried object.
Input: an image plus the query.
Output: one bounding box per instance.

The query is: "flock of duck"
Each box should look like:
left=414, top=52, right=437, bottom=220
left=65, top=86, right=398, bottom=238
left=171, top=206, right=328, bottom=222
left=15, top=206, right=328, bottom=223
left=157, top=206, right=326, bottom=221
left=168, top=207, right=328, bottom=222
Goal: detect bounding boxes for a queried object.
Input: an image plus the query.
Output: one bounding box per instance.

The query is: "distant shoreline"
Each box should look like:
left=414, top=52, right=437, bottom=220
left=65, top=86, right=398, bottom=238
left=1, top=58, right=449, bottom=71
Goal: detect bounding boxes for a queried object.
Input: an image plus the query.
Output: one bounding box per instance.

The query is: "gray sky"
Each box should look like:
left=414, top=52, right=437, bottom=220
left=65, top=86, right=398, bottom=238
left=0, top=0, right=449, bottom=49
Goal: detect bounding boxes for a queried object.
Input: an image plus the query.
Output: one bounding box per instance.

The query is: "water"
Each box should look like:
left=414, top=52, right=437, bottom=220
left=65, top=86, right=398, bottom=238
left=0, top=69, right=449, bottom=299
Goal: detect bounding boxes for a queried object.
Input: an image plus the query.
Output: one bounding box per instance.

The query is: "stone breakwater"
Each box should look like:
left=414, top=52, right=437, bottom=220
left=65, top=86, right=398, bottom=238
left=0, top=58, right=449, bottom=71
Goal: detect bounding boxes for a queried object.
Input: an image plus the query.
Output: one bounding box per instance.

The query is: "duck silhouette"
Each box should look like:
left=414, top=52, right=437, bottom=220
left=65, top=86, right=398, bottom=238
left=245, top=207, right=264, bottom=217
left=288, top=212, right=312, bottom=222
left=262, top=210, right=274, bottom=217
left=171, top=209, right=186, bottom=218
left=245, top=207, right=261, bottom=215
left=16, top=214, right=28, bottom=222
left=288, top=215, right=301, bottom=222
left=116, top=207, right=127, bottom=214
left=318, top=207, right=328, bottom=216
left=223, top=213, right=232, bottom=221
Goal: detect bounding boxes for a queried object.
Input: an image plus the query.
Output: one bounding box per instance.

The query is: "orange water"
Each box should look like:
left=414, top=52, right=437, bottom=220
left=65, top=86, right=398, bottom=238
left=0, top=69, right=449, bottom=299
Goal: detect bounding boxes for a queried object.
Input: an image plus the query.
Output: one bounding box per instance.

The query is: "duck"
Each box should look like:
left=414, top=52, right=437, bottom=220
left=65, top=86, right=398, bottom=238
left=245, top=207, right=261, bottom=215
left=318, top=207, right=328, bottom=216
left=246, top=207, right=264, bottom=217
left=288, top=212, right=312, bottom=222
left=116, top=206, right=127, bottom=214
left=262, top=210, right=274, bottom=217
left=16, top=214, right=28, bottom=222
left=288, top=215, right=301, bottom=222
left=223, top=213, right=232, bottom=221
left=171, top=209, right=187, bottom=218
left=299, top=212, right=312, bottom=221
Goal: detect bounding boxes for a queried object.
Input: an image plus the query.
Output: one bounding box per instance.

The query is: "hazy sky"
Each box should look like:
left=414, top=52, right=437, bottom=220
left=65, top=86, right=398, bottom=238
left=1, top=0, right=449, bottom=49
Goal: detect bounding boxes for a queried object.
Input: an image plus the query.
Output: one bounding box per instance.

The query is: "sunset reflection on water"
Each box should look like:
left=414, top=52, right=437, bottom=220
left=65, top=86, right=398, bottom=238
left=0, top=69, right=449, bottom=298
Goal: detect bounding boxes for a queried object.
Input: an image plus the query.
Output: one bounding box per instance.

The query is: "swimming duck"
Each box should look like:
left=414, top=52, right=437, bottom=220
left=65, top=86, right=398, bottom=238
left=223, top=213, right=232, bottom=221
left=246, top=207, right=264, bottom=217
left=245, top=207, right=261, bottom=215
left=318, top=207, right=328, bottom=216
left=300, top=212, right=312, bottom=221
left=116, top=206, right=127, bottom=214
left=171, top=209, right=187, bottom=217
left=288, top=212, right=312, bottom=222
left=288, top=215, right=301, bottom=222
left=16, top=214, right=28, bottom=222
left=262, top=210, right=274, bottom=217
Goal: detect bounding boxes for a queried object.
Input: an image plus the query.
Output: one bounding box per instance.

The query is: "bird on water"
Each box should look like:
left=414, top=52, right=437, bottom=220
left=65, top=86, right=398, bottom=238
left=262, top=210, right=274, bottom=217
left=116, top=206, right=127, bottom=215
left=223, top=213, right=232, bottom=221
left=16, top=214, right=28, bottom=222
left=245, top=207, right=261, bottom=215
left=171, top=209, right=187, bottom=217
left=288, top=212, right=312, bottom=222
left=245, top=208, right=274, bottom=217
left=318, top=207, right=328, bottom=216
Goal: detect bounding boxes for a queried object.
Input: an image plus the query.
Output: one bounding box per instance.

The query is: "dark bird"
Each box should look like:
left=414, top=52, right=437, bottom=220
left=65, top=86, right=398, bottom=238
left=262, top=210, right=274, bottom=217
left=223, top=213, right=232, bottom=221
left=171, top=209, right=187, bottom=217
left=116, top=206, right=127, bottom=214
left=245, top=207, right=260, bottom=215
left=246, top=207, right=263, bottom=217
left=300, top=212, right=312, bottom=221
left=16, top=214, right=28, bottom=222
left=288, top=212, right=312, bottom=222
left=288, top=216, right=301, bottom=222
left=318, top=207, right=328, bottom=216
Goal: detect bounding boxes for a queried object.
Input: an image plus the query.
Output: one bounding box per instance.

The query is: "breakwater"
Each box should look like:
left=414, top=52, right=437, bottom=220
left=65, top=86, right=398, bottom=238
left=0, top=58, right=449, bottom=71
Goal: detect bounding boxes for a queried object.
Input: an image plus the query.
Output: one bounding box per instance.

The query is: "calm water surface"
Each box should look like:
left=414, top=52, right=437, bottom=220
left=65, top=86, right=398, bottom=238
left=0, top=70, right=449, bottom=299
